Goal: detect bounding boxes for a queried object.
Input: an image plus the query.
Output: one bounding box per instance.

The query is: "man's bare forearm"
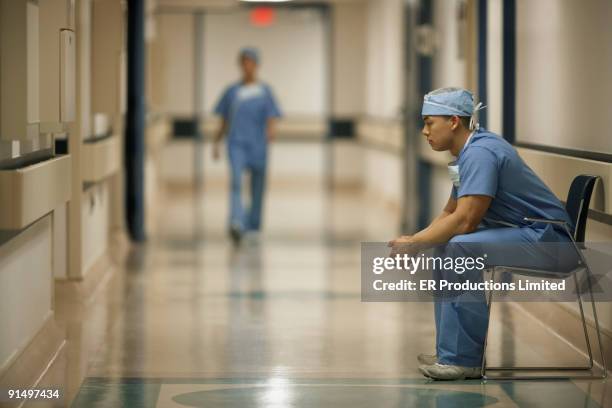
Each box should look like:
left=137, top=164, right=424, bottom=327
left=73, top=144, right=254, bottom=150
left=267, top=118, right=276, bottom=140
left=429, top=210, right=452, bottom=227
left=410, top=196, right=490, bottom=245
left=411, top=211, right=470, bottom=245
left=215, top=120, right=228, bottom=143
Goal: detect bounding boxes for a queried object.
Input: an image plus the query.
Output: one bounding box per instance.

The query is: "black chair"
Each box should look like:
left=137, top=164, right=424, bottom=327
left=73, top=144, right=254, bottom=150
left=481, top=175, right=607, bottom=380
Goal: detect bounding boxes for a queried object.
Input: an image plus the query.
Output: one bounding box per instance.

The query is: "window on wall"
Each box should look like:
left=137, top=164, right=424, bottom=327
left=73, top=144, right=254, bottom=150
left=515, top=0, right=612, bottom=154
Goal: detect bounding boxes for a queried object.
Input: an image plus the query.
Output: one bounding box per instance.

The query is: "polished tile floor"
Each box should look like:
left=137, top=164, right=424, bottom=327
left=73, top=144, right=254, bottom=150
left=40, top=174, right=610, bottom=407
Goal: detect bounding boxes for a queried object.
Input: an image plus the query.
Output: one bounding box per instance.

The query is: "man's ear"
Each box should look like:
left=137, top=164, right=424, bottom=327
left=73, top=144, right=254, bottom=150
left=450, top=115, right=460, bottom=131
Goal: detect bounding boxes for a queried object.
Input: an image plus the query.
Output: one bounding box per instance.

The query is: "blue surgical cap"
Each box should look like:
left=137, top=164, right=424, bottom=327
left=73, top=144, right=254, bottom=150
left=239, top=47, right=260, bottom=64
left=421, top=87, right=486, bottom=130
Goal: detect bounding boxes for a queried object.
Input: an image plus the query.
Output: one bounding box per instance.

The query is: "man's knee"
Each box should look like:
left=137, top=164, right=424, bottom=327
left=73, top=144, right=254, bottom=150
left=448, top=232, right=480, bottom=244
left=446, top=232, right=487, bottom=259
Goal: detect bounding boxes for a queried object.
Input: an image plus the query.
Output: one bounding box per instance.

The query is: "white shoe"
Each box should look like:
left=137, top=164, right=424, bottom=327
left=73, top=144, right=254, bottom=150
left=417, top=353, right=438, bottom=365
left=244, top=231, right=261, bottom=245
left=419, top=363, right=482, bottom=380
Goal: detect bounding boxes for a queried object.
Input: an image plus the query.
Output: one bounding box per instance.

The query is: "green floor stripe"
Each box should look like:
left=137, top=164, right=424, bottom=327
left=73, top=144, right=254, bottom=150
left=72, top=377, right=602, bottom=408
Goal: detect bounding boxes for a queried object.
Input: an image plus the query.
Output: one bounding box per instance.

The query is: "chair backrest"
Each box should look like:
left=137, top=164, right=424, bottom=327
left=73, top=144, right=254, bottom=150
left=565, top=175, right=599, bottom=242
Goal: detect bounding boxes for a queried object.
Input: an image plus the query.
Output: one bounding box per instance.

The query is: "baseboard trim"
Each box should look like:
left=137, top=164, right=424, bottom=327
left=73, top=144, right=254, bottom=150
left=516, top=301, right=611, bottom=371
left=55, top=252, right=116, bottom=304
left=0, top=315, right=66, bottom=394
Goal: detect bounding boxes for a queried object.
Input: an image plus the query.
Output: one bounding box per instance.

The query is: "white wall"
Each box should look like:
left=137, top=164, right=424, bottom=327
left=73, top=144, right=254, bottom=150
left=364, top=0, right=403, bottom=119
left=432, top=0, right=467, bottom=90
left=0, top=216, right=53, bottom=373
left=81, top=182, right=110, bottom=275
left=203, top=8, right=327, bottom=118
left=154, top=12, right=195, bottom=116
left=426, top=0, right=472, bottom=221
left=332, top=2, right=366, bottom=118
left=516, top=0, right=612, bottom=154
left=332, top=140, right=363, bottom=186
left=363, top=147, right=402, bottom=202
left=486, top=0, right=503, bottom=135
left=352, top=0, right=405, bottom=208
left=53, top=203, right=68, bottom=279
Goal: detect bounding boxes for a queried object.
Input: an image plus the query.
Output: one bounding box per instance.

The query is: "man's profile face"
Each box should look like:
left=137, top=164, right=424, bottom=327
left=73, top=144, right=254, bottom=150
left=422, top=115, right=454, bottom=151
left=240, top=56, right=257, bottom=78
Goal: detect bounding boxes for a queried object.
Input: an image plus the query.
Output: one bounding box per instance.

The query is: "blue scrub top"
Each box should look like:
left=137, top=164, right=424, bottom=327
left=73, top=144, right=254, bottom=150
left=450, top=129, right=573, bottom=236
left=214, top=81, right=282, bottom=159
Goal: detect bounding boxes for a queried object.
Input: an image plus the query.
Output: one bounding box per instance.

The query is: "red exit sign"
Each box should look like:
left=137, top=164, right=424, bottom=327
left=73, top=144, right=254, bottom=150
left=250, top=7, right=275, bottom=27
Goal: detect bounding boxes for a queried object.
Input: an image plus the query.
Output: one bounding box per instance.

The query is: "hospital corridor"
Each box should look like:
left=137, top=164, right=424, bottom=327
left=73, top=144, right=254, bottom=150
left=1, top=0, right=612, bottom=407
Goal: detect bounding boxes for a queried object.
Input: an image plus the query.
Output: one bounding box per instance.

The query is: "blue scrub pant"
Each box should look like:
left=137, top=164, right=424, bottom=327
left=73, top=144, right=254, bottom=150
left=434, top=226, right=575, bottom=367
left=228, top=145, right=266, bottom=232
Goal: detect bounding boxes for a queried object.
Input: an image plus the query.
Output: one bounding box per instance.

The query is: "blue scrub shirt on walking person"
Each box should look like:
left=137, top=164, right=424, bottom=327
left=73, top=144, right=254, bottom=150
left=213, top=48, right=282, bottom=239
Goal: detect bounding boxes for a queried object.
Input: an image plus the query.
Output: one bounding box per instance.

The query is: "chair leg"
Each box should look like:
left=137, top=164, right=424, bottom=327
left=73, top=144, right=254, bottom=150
left=573, top=270, right=594, bottom=369
left=569, top=236, right=607, bottom=379
left=584, top=262, right=608, bottom=379
left=480, top=268, right=496, bottom=378
left=484, top=257, right=607, bottom=379
left=485, top=271, right=592, bottom=373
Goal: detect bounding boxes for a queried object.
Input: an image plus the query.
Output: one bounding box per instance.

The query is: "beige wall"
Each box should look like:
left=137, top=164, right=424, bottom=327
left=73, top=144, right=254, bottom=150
left=76, top=0, right=92, bottom=141
left=486, top=0, right=503, bottom=135
left=348, top=0, right=405, bottom=209
left=91, top=0, right=124, bottom=122
left=81, top=182, right=110, bottom=275
left=152, top=12, right=195, bottom=116
left=203, top=9, right=328, bottom=117
left=0, top=0, right=39, bottom=142
left=432, top=0, right=468, bottom=90
left=356, top=118, right=404, bottom=210
left=0, top=216, right=53, bottom=374
left=53, top=204, right=68, bottom=279
left=364, top=0, right=403, bottom=119
left=152, top=7, right=330, bottom=119
left=332, top=2, right=366, bottom=118
left=516, top=0, right=612, bottom=154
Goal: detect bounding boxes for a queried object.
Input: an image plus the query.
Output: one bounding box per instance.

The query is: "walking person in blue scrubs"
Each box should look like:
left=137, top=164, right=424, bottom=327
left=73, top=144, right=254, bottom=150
left=389, top=87, right=575, bottom=380
left=213, top=47, right=282, bottom=245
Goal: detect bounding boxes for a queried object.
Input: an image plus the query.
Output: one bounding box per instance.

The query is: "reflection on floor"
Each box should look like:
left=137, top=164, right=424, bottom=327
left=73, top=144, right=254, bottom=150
left=38, top=176, right=609, bottom=407
left=71, top=377, right=602, bottom=407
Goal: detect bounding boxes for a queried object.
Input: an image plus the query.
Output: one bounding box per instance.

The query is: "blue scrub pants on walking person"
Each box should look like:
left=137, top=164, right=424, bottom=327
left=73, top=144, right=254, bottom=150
left=228, top=143, right=266, bottom=232
left=433, top=225, right=577, bottom=367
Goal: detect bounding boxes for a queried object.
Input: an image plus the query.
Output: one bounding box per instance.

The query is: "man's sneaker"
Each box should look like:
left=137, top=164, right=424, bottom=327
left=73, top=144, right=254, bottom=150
left=418, top=363, right=482, bottom=380
left=417, top=353, right=438, bottom=365
left=243, top=231, right=261, bottom=245
left=229, top=225, right=242, bottom=246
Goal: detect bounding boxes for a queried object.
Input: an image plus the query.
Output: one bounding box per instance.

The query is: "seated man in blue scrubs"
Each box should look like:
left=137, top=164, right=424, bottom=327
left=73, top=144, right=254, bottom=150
left=213, top=47, right=282, bottom=245
left=389, top=87, right=574, bottom=380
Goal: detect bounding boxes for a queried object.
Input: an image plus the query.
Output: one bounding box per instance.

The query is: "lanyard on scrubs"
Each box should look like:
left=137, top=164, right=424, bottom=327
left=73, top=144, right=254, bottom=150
left=459, top=132, right=475, bottom=157
left=447, top=132, right=475, bottom=187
